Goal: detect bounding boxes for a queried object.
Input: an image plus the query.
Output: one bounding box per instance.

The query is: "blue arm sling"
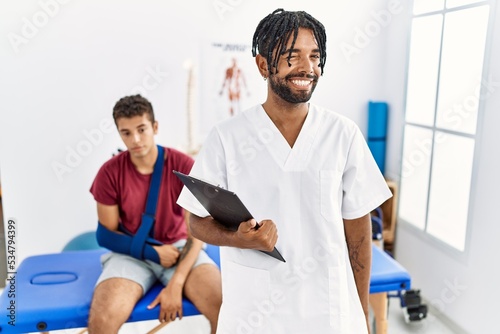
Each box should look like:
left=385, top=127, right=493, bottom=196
left=96, top=145, right=164, bottom=263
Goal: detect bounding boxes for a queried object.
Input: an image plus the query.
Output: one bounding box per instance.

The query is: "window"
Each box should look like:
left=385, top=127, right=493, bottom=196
left=399, top=1, right=491, bottom=251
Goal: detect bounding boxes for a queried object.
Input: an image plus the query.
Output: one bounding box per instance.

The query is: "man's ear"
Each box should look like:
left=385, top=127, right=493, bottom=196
left=255, top=54, right=269, bottom=78
left=153, top=121, right=158, bottom=134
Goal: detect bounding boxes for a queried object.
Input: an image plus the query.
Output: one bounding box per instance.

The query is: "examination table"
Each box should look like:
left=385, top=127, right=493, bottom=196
left=0, top=244, right=410, bottom=333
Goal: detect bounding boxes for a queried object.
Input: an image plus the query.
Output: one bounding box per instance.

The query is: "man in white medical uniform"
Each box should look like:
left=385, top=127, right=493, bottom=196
left=177, top=8, right=392, bottom=334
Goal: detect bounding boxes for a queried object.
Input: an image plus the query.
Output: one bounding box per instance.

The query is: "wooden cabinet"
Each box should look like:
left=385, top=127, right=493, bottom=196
left=373, top=179, right=398, bottom=254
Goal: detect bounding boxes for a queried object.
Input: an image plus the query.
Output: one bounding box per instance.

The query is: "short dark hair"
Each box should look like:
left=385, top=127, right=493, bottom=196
left=112, top=94, right=155, bottom=125
left=251, top=8, right=327, bottom=75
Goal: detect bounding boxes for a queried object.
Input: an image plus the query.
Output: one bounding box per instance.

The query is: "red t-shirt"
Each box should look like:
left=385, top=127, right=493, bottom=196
left=90, top=146, right=194, bottom=244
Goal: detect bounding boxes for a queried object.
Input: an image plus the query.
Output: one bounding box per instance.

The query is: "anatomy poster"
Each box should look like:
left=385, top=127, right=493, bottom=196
left=197, top=41, right=265, bottom=143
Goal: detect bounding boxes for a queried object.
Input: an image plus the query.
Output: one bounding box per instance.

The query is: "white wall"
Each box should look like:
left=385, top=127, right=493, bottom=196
left=0, top=0, right=203, bottom=261
left=0, top=0, right=392, bottom=261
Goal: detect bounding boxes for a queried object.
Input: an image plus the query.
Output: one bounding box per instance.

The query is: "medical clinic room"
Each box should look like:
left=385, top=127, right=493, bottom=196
left=0, top=0, right=498, bottom=333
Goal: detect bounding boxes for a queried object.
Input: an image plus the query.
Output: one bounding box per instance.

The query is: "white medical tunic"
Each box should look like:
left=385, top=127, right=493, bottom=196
left=177, top=104, right=392, bottom=334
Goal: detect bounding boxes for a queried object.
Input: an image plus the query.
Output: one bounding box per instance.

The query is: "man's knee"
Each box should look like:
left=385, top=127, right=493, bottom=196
left=89, top=278, right=143, bottom=327
left=185, top=264, right=222, bottom=311
left=185, top=265, right=222, bottom=334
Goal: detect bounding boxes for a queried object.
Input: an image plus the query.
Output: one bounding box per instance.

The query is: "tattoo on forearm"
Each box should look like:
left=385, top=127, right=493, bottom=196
left=347, top=236, right=366, bottom=273
left=178, top=237, right=193, bottom=263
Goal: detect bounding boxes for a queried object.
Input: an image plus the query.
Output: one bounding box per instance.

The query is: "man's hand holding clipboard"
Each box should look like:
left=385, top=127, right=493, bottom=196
left=235, top=218, right=279, bottom=255
left=174, top=170, right=285, bottom=262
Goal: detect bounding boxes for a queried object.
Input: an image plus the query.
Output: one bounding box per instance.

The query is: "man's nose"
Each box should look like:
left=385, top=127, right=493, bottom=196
left=297, top=57, right=314, bottom=74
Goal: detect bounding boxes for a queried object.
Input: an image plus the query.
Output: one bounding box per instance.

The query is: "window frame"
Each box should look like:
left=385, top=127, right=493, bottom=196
left=397, top=0, right=495, bottom=260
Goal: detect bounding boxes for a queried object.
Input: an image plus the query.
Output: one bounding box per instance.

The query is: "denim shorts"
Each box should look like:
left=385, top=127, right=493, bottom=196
left=96, top=239, right=216, bottom=294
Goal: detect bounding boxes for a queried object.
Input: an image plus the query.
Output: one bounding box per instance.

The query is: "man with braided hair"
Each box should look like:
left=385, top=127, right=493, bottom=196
left=178, top=8, right=391, bottom=333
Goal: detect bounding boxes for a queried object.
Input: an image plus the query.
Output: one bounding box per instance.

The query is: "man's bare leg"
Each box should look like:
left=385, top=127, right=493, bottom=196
left=183, top=264, right=222, bottom=334
left=88, top=278, right=143, bottom=334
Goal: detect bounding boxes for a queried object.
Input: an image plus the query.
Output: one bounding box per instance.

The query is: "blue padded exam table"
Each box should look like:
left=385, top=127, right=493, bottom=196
left=0, top=244, right=409, bottom=334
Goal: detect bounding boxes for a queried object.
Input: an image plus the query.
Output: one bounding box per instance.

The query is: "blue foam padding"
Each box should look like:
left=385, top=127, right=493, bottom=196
left=368, top=101, right=388, bottom=139
left=0, top=249, right=107, bottom=333
left=0, top=245, right=221, bottom=333
left=31, top=273, right=78, bottom=285
left=370, top=244, right=411, bottom=294
left=368, top=139, right=386, bottom=174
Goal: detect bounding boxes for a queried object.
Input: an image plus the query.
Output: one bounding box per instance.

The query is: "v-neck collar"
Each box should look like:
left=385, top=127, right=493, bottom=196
left=244, top=104, right=321, bottom=170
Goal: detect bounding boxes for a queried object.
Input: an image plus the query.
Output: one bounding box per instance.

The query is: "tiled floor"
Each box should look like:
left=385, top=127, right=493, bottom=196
left=2, top=272, right=459, bottom=333
left=112, top=298, right=458, bottom=334
left=0, top=279, right=460, bottom=333
left=383, top=297, right=457, bottom=334
left=18, top=313, right=462, bottom=334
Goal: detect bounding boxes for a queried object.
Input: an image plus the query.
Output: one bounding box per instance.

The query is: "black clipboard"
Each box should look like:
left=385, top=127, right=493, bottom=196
left=174, top=170, right=285, bottom=262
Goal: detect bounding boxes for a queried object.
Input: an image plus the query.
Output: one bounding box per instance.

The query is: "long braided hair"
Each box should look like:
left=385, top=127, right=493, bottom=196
left=251, top=8, right=327, bottom=75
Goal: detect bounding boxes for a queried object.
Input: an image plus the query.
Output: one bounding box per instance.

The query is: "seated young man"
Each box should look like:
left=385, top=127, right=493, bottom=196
left=88, top=95, right=221, bottom=334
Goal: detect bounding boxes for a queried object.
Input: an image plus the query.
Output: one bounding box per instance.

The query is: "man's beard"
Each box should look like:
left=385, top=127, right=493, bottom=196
left=269, top=73, right=318, bottom=103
